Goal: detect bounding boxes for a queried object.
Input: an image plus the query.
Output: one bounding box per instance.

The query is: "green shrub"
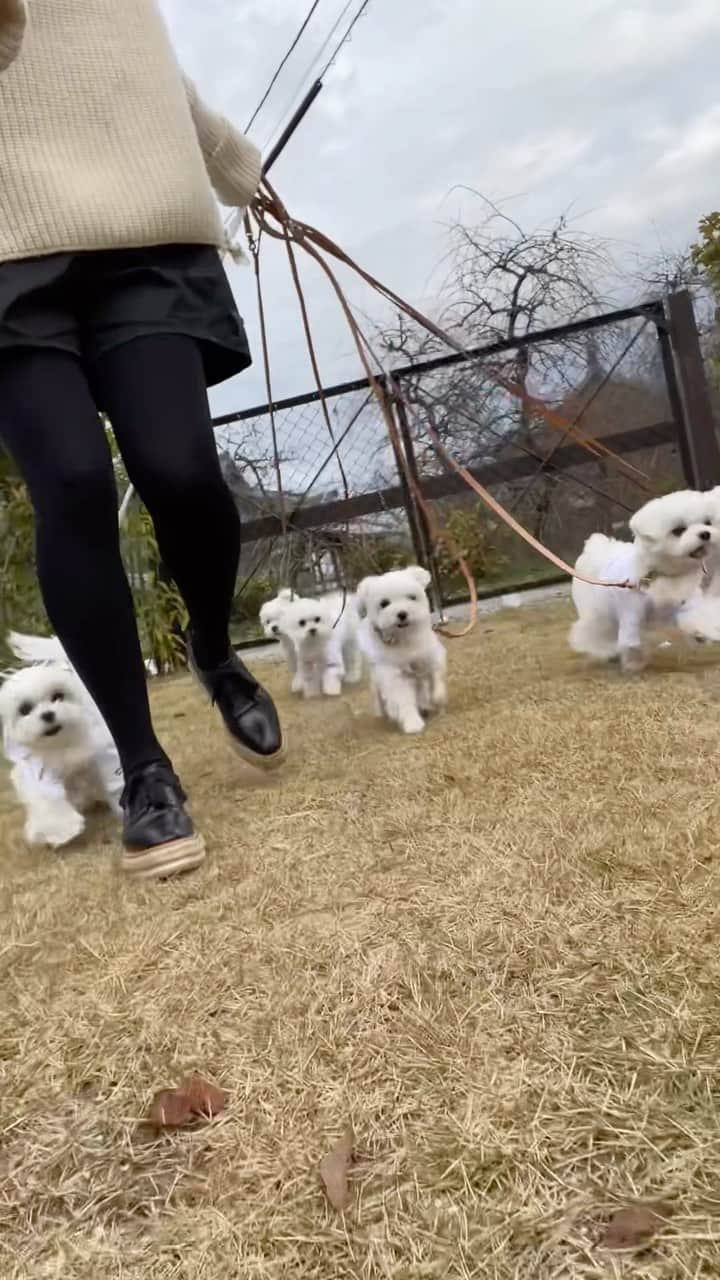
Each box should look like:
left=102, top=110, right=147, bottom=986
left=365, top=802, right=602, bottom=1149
left=434, top=503, right=507, bottom=595
left=231, top=575, right=274, bottom=626
left=341, top=536, right=411, bottom=583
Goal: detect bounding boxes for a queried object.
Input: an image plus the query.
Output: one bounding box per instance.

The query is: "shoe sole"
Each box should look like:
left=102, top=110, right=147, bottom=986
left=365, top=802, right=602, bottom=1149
left=224, top=728, right=287, bottom=771
left=122, top=833, right=206, bottom=880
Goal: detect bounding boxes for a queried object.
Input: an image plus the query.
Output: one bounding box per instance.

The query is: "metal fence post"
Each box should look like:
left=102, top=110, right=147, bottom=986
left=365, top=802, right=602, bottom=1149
left=656, top=320, right=693, bottom=485
left=389, top=381, right=446, bottom=615
left=665, top=289, right=720, bottom=488
left=379, top=381, right=431, bottom=574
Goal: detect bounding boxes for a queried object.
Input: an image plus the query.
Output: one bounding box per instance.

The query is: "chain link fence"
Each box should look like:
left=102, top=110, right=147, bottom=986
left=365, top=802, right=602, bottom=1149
left=214, top=297, right=710, bottom=637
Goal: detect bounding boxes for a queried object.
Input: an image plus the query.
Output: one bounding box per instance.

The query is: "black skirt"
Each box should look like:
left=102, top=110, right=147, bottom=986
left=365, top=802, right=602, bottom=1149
left=0, top=244, right=251, bottom=388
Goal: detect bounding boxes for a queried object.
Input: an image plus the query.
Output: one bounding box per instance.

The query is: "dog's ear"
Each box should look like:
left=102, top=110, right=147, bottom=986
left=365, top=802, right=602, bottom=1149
left=277, top=587, right=294, bottom=602
left=629, top=503, right=657, bottom=541
left=356, top=576, right=375, bottom=620
left=407, top=565, right=431, bottom=589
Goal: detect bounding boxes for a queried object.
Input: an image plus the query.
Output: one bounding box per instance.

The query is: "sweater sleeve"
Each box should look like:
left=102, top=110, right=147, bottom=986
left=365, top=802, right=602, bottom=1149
left=183, top=76, right=262, bottom=210
left=0, top=0, right=26, bottom=72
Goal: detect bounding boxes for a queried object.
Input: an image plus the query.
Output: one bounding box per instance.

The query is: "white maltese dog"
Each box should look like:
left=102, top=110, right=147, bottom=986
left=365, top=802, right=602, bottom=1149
left=259, top=589, right=298, bottom=683
left=280, top=591, right=362, bottom=697
left=0, top=632, right=123, bottom=848
left=356, top=565, right=447, bottom=733
left=569, top=489, right=720, bottom=672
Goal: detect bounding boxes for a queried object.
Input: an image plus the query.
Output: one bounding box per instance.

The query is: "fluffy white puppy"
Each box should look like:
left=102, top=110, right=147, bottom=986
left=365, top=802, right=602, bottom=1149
left=280, top=591, right=362, bottom=697
left=699, top=486, right=720, bottom=598
left=259, top=589, right=298, bottom=682
left=356, top=565, right=446, bottom=733
left=569, top=489, right=720, bottom=672
left=0, top=632, right=123, bottom=849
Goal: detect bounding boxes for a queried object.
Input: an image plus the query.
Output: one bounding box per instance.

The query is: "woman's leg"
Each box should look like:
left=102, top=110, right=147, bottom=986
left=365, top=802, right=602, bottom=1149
left=92, top=334, right=239, bottom=670
left=0, top=348, right=167, bottom=776
left=92, top=334, right=284, bottom=768
left=0, top=347, right=205, bottom=877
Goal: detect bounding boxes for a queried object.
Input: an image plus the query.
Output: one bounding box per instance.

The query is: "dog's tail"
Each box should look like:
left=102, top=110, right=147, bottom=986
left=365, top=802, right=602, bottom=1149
left=574, top=532, right=618, bottom=578
left=6, top=631, right=68, bottom=666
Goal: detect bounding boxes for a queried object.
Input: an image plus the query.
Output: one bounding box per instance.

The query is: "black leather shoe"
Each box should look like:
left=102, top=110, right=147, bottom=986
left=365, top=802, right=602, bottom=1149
left=120, top=762, right=205, bottom=879
left=187, top=636, right=286, bottom=770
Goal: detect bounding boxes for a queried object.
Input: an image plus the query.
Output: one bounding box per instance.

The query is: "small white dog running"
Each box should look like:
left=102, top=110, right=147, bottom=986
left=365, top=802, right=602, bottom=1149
left=259, top=589, right=298, bottom=684
left=0, top=632, right=123, bottom=848
left=570, top=489, right=720, bottom=672
left=280, top=590, right=362, bottom=697
left=357, top=565, right=447, bottom=733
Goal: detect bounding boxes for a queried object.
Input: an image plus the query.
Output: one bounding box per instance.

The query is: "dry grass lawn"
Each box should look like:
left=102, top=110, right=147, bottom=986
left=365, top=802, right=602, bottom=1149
left=3, top=601, right=720, bottom=1277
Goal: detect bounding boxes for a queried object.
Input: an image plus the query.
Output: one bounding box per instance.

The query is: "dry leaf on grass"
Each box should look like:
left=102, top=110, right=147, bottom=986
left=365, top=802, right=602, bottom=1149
left=319, top=1125, right=354, bottom=1211
left=148, top=1088, right=194, bottom=1129
left=601, top=1201, right=674, bottom=1251
left=147, top=1075, right=226, bottom=1129
left=182, top=1074, right=226, bottom=1119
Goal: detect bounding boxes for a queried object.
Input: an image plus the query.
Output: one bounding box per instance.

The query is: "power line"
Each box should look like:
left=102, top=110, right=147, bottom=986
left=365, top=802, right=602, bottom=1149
left=316, top=0, right=372, bottom=80
left=245, top=0, right=323, bottom=135
left=259, top=0, right=366, bottom=153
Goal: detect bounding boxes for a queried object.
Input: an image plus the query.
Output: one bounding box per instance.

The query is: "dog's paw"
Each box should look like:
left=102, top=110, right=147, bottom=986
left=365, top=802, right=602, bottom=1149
left=322, top=674, right=343, bottom=697
left=291, top=675, right=304, bottom=695
left=620, top=646, right=646, bottom=674
left=433, top=684, right=448, bottom=711
left=25, top=808, right=86, bottom=849
left=399, top=713, right=426, bottom=735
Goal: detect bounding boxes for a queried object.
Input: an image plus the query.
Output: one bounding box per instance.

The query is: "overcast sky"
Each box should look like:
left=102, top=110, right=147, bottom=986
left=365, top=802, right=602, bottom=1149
left=161, top=0, right=720, bottom=425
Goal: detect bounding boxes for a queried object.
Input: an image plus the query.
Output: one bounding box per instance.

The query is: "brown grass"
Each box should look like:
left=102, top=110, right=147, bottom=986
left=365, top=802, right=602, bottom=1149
left=3, top=602, right=720, bottom=1277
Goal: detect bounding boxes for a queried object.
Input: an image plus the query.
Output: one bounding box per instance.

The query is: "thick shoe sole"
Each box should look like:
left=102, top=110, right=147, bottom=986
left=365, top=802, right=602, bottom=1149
left=122, top=833, right=206, bottom=880
left=224, top=728, right=287, bottom=772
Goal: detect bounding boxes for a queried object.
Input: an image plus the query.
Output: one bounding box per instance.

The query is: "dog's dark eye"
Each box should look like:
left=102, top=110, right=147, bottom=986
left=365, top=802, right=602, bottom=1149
left=51, top=691, right=65, bottom=703
left=671, top=525, right=686, bottom=537
left=408, top=594, right=417, bottom=602
left=299, top=619, right=306, bottom=627
left=379, top=599, right=390, bottom=609
left=19, top=701, right=33, bottom=717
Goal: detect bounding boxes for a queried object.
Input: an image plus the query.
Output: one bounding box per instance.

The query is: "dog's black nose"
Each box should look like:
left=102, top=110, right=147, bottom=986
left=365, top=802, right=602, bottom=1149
left=41, top=710, right=56, bottom=725
left=700, top=529, right=711, bottom=541
left=397, top=610, right=408, bottom=622
left=309, top=627, right=317, bottom=637
left=271, top=624, right=279, bottom=634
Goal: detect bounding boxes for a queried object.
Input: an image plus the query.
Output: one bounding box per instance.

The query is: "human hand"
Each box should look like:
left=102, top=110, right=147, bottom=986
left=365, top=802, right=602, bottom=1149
left=0, top=0, right=24, bottom=23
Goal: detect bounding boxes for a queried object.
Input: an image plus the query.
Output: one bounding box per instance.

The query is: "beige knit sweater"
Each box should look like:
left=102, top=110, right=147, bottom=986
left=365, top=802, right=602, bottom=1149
left=0, top=0, right=262, bottom=263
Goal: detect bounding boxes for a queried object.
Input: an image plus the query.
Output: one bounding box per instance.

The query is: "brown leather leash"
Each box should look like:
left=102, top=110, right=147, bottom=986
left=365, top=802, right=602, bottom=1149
left=246, top=180, right=647, bottom=616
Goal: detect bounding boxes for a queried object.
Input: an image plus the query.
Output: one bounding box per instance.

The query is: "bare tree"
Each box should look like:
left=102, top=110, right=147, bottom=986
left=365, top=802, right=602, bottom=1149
left=376, top=195, right=618, bottom=534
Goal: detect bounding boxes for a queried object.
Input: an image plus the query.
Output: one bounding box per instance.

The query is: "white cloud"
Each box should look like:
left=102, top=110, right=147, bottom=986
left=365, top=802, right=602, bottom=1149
left=602, top=0, right=720, bottom=69
left=656, top=104, right=720, bottom=171
left=158, top=0, right=719, bottom=413
left=600, top=102, right=720, bottom=230
left=478, top=131, right=595, bottom=197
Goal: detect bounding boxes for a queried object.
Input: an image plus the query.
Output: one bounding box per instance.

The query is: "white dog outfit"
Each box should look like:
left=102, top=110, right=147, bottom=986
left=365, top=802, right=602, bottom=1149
left=357, top=566, right=447, bottom=734
left=570, top=490, right=720, bottom=671
left=259, top=590, right=298, bottom=684
left=280, top=591, right=362, bottom=697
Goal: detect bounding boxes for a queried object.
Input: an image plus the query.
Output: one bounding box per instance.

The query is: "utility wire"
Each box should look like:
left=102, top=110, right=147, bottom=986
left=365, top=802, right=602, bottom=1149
left=316, top=0, right=372, bottom=80
left=245, top=0, right=323, bottom=135
left=260, top=0, right=370, bottom=152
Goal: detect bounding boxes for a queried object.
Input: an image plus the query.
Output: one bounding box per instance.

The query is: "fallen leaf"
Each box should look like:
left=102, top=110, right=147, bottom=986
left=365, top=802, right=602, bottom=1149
left=319, top=1125, right=354, bottom=1211
left=148, top=1088, right=194, bottom=1129
left=182, top=1074, right=226, bottom=1119
left=601, top=1201, right=674, bottom=1251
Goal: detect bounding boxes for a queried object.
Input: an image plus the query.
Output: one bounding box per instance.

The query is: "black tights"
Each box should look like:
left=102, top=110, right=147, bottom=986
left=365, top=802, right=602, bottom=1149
left=0, top=335, right=241, bottom=776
